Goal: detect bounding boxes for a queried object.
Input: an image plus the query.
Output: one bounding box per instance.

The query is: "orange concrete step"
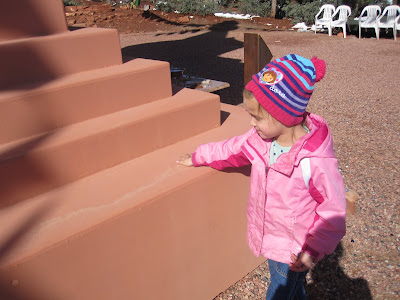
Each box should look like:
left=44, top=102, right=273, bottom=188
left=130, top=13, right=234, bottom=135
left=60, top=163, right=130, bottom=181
left=0, top=0, right=68, bottom=42
left=0, top=28, right=122, bottom=90
left=0, top=103, right=261, bottom=300
left=0, top=88, right=220, bottom=206
left=0, top=58, right=172, bottom=144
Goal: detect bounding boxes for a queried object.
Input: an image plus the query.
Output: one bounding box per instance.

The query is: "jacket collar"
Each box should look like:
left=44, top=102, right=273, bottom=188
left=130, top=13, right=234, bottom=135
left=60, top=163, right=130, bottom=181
left=245, top=113, right=332, bottom=177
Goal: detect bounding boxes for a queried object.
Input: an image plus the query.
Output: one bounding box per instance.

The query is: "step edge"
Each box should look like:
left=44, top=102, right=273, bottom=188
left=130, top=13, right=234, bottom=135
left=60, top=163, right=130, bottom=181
left=0, top=89, right=218, bottom=156
left=0, top=104, right=248, bottom=268
left=0, top=58, right=170, bottom=99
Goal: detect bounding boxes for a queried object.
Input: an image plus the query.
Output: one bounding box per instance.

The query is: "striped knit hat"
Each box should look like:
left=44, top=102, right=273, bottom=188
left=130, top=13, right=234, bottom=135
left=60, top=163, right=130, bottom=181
left=245, top=54, right=326, bottom=126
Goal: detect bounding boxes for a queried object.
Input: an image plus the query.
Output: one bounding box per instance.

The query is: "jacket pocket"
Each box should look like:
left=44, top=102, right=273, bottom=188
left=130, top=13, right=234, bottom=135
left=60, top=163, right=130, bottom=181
left=292, top=211, right=315, bottom=251
left=263, top=212, right=295, bottom=251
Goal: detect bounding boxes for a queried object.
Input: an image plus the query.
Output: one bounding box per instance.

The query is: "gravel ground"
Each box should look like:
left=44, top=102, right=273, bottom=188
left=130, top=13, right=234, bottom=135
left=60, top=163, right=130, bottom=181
left=120, top=28, right=400, bottom=299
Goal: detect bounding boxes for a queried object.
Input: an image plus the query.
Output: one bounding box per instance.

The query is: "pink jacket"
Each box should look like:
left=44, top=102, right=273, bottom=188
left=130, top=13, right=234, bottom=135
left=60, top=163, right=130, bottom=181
left=192, top=113, right=346, bottom=264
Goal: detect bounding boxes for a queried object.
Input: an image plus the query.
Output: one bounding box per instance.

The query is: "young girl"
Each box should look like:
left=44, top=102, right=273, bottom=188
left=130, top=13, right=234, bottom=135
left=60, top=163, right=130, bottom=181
left=177, top=54, right=346, bottom=300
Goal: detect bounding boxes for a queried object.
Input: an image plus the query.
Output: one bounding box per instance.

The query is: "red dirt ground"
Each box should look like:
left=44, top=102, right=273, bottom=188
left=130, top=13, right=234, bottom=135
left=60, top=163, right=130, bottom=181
left=65, top=1, right=294, bottom=34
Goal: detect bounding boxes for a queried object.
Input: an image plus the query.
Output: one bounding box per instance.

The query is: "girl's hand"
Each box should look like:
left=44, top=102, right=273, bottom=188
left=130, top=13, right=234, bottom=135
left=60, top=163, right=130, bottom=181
left=289, top=252, right=316, bottom=272
left=176, top=153, right=193, bottom=167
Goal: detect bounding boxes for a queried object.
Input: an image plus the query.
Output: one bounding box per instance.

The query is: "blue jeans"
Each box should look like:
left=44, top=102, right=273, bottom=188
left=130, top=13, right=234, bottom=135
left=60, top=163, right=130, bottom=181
left=266, top=259, right=308, bottom=300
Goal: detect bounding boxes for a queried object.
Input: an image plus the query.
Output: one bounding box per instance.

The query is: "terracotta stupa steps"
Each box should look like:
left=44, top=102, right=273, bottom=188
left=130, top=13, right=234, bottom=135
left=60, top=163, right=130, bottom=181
left=0, top=28, right=122, bottom=90
left=0, top=0, right=67, bottom=41
left=0, top=1, right=263, bottom=298
left=0, top=59, right=172, bottom=144
left=0, top=104, right=261, bottom=300
left=0, top=88, right=220, bottom=206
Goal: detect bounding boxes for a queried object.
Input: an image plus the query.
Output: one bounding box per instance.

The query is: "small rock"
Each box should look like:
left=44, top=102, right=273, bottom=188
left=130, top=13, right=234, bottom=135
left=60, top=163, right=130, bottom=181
left=178, top=16, right=190, bottom=23
left=65, top=6, right=77, bottom=12
left=77, top=5, right=89, bottom=11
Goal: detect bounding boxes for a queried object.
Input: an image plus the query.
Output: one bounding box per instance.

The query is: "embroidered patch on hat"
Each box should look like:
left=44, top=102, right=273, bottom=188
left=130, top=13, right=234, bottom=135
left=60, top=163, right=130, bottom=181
left=259, top=68, right=283, bottom=85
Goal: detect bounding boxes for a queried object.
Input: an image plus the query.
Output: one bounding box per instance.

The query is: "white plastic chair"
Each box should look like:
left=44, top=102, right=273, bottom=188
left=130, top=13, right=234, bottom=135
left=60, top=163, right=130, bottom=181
left=396, top=14, right=400, bottom=34
left=377, top=5, right=400, bottom=40
left=315, top=4, right=336, bottom=36
left=358, top=5, right=381, bottom=39
left=331, top=5, right=352, bottom=38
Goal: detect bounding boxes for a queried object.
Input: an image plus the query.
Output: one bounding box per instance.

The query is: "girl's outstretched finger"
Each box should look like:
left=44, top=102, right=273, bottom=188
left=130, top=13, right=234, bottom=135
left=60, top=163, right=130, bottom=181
left=176, top=156, right=193, bottom=166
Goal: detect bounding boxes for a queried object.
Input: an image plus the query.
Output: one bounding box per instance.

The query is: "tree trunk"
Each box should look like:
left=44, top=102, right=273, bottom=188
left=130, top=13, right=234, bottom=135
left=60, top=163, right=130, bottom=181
left=270, top=0, right=277, bottom=18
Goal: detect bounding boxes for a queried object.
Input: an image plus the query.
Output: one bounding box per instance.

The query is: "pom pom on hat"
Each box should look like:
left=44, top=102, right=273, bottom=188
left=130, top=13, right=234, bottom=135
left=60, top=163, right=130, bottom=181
left=311, top=56, right=326, bottom=82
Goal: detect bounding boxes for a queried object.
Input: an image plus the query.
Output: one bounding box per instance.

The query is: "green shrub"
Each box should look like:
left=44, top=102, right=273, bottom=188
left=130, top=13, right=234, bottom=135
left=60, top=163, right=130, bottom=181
left=343, top=0, right=391, bottom=17
left=155, top=0, right=217, bottom=16
left=195, top=0, right=218, bottom=16
left=281, top=0, right=323, bottom=25
left=179, top=0, right=200, bottom=14
left=239, top=0, right=272, bottom=17
left=154, top=0, right=176, bottom=12
left=215, top=0, right=238, bottom=6
left=63, top=0, right=82, bottom=5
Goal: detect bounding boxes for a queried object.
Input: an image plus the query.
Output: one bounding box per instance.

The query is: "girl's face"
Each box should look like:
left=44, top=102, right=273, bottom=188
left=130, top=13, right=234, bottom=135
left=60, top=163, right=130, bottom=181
left=244, top=96, right=285, bottom=140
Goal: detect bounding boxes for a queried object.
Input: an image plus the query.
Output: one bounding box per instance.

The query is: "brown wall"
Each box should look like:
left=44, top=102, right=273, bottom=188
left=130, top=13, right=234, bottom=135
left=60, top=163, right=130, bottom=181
left=0, top=0, right=68, bottom=41
left=0, top=104, right=263, bottom=300
left=0, top=1, right=263, bottom=298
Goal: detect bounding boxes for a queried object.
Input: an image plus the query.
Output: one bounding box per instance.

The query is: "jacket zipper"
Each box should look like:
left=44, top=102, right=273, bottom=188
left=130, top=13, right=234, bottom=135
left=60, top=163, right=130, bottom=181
left=247, top=139, right=270, bottom=253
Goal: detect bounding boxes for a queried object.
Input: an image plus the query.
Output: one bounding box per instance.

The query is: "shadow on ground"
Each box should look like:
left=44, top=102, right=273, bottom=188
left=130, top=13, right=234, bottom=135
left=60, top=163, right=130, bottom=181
left=121, top=20, right=245, bottom=105
left=306, top=242, right=372, bottom=300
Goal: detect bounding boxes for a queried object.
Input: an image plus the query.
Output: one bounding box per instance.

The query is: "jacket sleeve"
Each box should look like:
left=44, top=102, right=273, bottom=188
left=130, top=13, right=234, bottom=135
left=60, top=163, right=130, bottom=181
left=302, top=157, right=346, bottom=261
left=192, top=128, right=254, bottom=170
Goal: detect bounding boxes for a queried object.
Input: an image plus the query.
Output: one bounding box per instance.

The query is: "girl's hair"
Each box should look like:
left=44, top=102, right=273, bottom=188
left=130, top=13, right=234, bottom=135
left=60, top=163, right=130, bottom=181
left=243, top=88, right=307, bottom=126
left=243, top=89, right=263, bottom=115
left=243, top=89, right=270, bottom=116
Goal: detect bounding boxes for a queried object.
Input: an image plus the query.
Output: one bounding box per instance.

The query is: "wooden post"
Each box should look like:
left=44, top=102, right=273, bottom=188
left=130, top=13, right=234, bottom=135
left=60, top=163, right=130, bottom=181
left=244, top=33, right=273, bottom=87
left=345, top=188, right=359, bottom=215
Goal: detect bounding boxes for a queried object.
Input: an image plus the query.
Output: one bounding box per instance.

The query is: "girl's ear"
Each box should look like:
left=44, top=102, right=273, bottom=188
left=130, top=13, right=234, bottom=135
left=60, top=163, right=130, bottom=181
left=301, top=112, right=309, bottom=126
